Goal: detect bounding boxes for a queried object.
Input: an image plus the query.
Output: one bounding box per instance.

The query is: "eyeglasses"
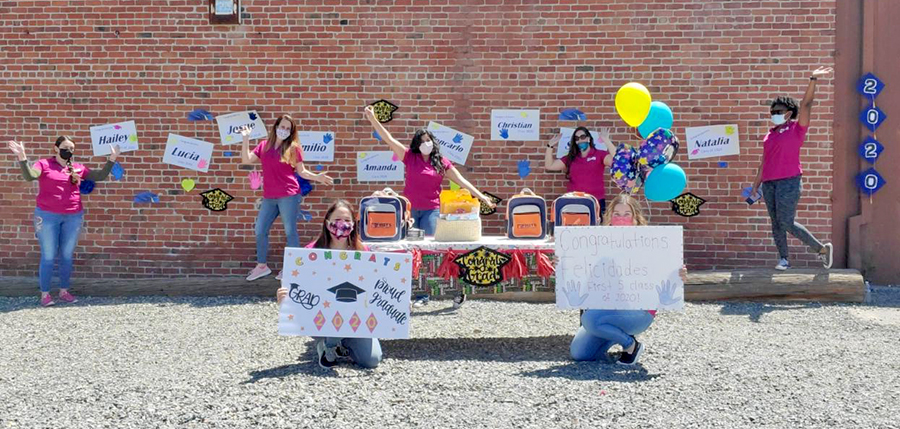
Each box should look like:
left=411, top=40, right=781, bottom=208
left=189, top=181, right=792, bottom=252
left=574, top=134, right=589, bottom=140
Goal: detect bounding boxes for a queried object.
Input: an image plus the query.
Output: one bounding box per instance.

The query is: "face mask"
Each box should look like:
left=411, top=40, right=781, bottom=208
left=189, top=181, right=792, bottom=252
left=59, top=149, right=73, bottom=160
left=611, top=216, right=633, bottom=226
left=276, top=128, right=291, bottom=141
left=327, top=220, right=354, bottom=239
left=577, top=142, right=590, bottom=152
left=771, top=114, right=787, bottom=126
left=420, top=141, right=434, bottom=156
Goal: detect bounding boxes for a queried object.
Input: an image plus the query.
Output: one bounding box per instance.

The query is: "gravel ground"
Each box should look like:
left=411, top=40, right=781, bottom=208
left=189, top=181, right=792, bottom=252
left=1, top=287, right=899, bottom=429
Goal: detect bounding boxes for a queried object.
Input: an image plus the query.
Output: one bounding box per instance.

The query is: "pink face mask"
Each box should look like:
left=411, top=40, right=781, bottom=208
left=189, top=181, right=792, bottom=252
left=327, top=220, right=354, bottom=239
left=610, top=216, right=633, bottom=226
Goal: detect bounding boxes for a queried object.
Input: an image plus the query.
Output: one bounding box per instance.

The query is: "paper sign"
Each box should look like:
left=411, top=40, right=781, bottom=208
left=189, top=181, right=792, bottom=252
left=685, top=124, right=740, bottom=159
left=278, top=248, right=413, bottom=339
left=299, top=131, right=335, bottom=162
left=162, top=134, right=214, bottom=173
left=215, top=111, right=267, bottom=145
left=555, top=226, right=684, bottom=311
left=556, top=128, right=602, bottom=159
left=454, top=246, right=512, bottom=287
left=427, top=122, right=475, bottom=165
left=491, top=109, right=540, bottom=141
left=89, top=121, right=139, bottom=156
left=357, top=151, right=405, bottom=182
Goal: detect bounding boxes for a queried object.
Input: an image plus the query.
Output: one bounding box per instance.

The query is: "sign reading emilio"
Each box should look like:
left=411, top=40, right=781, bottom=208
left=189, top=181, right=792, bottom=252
left=89, top=121, right=140, bottom=157
left=298, top=131, right=336, bottom=162
left=491, top=109, right=540, bottom=141
left=427, top=121, right=475, bottom=165
left=215, top=111, right=267, bottom=145
left=454, top=246, right=512, bottom=287
left=685, top=124, right=740, bottom=160
left=357, top=151, right=405, bottom=182
left=278, top=248, right=413, bottom=339
left=555, top=226, right=684, bottom=311
left=162, top=134, right=214, bottom=173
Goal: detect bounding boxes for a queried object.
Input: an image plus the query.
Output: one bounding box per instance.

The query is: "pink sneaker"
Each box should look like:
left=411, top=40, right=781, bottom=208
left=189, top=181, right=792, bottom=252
left=246, top=265, right=272, bottom=281
left=40, top=294, right=55, bottom=307
left=58, top=290, right=78, bottom=304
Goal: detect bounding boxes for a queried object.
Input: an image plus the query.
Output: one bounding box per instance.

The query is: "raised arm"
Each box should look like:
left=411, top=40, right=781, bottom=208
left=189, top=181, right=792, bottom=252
left=84, top=145, right=119, bottom=182
left=8, top=140, right=40, bottom=181
left=597, top=127, right=617, bottom=166
left=798, top=66, right=833, bottom=128
left=364, top=106, right=407, bottom=160
left=544, top=134, right=566, bottom=171
left=239, top=126, right=260, bottom=165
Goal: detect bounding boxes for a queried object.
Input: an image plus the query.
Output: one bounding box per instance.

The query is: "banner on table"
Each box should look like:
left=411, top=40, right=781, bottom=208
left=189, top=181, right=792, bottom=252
left=555, top=226, right=684, bottom=311
left=685, top=124, right=740, bottom=159
left=299, top=131, right=335, bottom=162
left=491, top=109, right=540, bottom=141
left=89, top=121, right=139, bottom=156
left=215, top=111, right=267, bottom=145
left=556, top=127, right=602, bottom=159
left=162, top=134, right=214, bottom=173
left=278, top=248, right=413, bottom=339
left=357, top=151, right=405, bottom=182
left=427, top=121, right=474, bottom=165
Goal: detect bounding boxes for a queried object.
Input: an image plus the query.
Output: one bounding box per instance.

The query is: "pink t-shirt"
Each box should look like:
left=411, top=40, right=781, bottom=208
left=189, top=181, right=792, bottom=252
left=305, top=240, right=370, bottom=251
left=34, top=158, right=90, bottom=214
left=253, top=140, right=304, bottom=199
left=761, top=121, right=807, bottom=182
left=561, top=147, right=610, bottom=202
left=402, top=149, right=454, bottom=210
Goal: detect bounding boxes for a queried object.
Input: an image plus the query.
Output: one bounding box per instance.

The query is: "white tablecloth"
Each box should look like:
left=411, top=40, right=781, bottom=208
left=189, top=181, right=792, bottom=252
left=364, top=236, right=554, bottom=253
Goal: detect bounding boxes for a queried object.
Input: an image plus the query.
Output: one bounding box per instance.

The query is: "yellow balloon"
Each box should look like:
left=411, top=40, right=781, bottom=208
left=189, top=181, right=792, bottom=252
left=615, top=82, right=652, bottom=127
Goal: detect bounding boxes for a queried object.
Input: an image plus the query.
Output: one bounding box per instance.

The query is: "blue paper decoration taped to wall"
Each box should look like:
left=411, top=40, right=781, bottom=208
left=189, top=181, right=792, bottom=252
left=858, top=137, right=884, bottom=164
left=859, top=105, right=886, bottom=132
left=856, top=73, right=885, bottom=99
left=79, top=180, right=95, bottom=195
left=856, top=168, right=885, bottom=196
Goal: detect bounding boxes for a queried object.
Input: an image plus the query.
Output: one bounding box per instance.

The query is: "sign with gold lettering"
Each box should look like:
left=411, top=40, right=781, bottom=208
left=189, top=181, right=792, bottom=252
left=454, top=246, right=512, bottom=287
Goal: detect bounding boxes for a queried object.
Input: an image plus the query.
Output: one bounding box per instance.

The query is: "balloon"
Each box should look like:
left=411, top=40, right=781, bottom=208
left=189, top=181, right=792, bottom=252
left=637, top=128, right=680, bottom=169
left=643, top=163, right=687, bottom=202
left=615, top=83, right=652, bottom=127
left=610, top=144, right=643, bottom=194
left=637, top=101, right=674, bottom=138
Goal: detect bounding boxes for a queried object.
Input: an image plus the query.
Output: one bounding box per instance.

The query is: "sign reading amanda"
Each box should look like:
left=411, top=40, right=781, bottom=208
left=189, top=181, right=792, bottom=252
left=89, top=121, right=140, bottom=156
left=357, top=151, right=405, bottom=182
left=685, top=124, right=741, bottom=159
left=427, top=122, right=475, bottom=165
left=491, top=109, right=540, bottom=141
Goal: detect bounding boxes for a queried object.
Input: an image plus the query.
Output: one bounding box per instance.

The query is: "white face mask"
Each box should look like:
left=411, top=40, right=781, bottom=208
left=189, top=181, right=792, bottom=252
left=420, top=141, right=434, bottom=155
left=276, top=128, right=291, bottom=141
left=771, top=114, right=787, bottom=126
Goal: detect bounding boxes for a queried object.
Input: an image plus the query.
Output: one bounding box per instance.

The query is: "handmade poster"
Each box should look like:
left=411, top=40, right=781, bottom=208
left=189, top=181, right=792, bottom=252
left=491, top=109, right=540, bottom=141
left=299, top=131, right=336, bottom=162
left=357, top=151, right=405, bottom=182
left=216, top=111, right=267, bottom=145
left=369, top=100, right=399, bottom=123
left=555, top=226, right=684, bottom=311
left=89, top=121, right=139, bottom=156
left=454, top=246, right=512, bottom=287
left=427, top=122, right=475, bottom=165
left=556, top=128, right=602, bottom=159
left=684, top=124, right=740, bottom=160
left=200, top=188, right=233, bottom=211
left=278, top=248, right=413, bottom=339
left=162, top=134, right=214, bottom=173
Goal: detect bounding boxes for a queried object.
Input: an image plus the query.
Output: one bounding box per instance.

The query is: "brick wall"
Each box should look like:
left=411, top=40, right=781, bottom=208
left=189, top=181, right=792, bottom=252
left=0, top=0, right=836, bottom=278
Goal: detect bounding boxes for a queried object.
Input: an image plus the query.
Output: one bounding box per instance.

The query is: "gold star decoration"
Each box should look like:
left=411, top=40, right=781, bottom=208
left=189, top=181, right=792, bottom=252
left=323, top=301, right=331, bottom=308
left=344, top=264, right=352, bottom=272
left=359, top=276, right=365, bottom=282
left=288, top=314, right=294, bottom=321
left=291, top=270, right=299, bottom=277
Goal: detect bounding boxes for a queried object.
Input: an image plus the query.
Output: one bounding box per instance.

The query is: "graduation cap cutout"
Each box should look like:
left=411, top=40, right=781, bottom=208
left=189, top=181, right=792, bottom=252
left=200, top=188, right=234, bottom=212
left=187, top=108, right=214, bottom=121
left=454, top=246, right=512, bottom=287
left=369, top=99, right=399, bottom=123
left=133, top=191, right=159, bottom=204
left=480, top=192, right=503, bottom=216
left=559, top=108, right=587, bottom=121
left=670, top=192, right=706, bottom=217
left=79, top=180, right=95, bottom=195
left=327, top=282, right=366, bottom=303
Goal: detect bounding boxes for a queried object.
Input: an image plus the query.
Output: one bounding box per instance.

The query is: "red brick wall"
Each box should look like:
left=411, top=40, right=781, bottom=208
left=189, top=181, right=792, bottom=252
left=0, top=0, right=836, bottom=278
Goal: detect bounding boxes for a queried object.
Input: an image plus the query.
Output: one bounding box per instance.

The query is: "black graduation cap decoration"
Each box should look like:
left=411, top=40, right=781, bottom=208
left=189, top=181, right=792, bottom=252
left=327, top=282, right=366, bottom=303
left=200, top=188, right=234, bottom=212
left=670, top=192, right=706, bottom=217
left=369, top=99, right=398, bottom=123
left=480, top=192, right=503, bottom=216
left=454, top=246, right=512, bottom=287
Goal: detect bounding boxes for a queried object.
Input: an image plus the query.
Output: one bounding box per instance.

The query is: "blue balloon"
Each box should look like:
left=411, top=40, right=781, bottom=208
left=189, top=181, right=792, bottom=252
left=643, top=163, right=686, bottom=202
left=637, top=101, right=674, bottom=139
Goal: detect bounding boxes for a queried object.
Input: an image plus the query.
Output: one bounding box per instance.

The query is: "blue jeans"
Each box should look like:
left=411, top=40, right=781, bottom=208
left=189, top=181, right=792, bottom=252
left=570, top=310, right=654, bottom=361
left=411, top=208, right=439, bottom=236
left=322, top=337, right=383, bottom=369
left=255, top=194, right=300, bottom=264
left=34, top=208, right=84, bottom=293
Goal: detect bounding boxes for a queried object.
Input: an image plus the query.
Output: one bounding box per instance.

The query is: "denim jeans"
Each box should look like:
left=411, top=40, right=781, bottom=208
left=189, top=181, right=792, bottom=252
left=570, top=309, right=654, bottom=361
left=410, top=208, right=439, bottom=236
left=255, top=194, right=300, bottom=264
left=34, top=208, right=84, bottom=293
left=322, top=337, right=383, bottom=369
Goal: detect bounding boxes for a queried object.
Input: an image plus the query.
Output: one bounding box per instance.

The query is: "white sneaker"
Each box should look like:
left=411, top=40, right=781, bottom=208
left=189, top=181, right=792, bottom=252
left=819, top=243, right=833, bottom=269
left=316, top=340, right=338, bottom=369
left=775, top=259, right=790, bottom=271
left=246, top=265, right=272, bottom=281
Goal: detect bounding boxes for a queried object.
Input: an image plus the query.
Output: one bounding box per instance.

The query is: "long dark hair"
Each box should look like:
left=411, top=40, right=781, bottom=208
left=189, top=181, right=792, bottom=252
left=564, top=126, right=593, bottom=179
left=265, top=114, right=302, bottom=166
left=55, top=135, right=79, bottom=185
left=410, top=129, right=447, bottom=174
left=312, top=200, right=365, bottom=250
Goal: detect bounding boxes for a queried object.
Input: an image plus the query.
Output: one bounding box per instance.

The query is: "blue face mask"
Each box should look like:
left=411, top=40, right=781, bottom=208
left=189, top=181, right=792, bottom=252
left=577, top=142, right=590, bottom=152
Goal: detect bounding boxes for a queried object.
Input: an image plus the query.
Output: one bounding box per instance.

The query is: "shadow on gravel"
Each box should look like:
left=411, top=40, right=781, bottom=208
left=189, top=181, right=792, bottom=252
left=865, top=286, right=900, bottom=308
left=380, top=335, right=572, bottom=362
left=0, top=296, right=271, bottom=314
left=519, top=362, right=658, bottom=382
left=718, top=302, right=822, bottom=322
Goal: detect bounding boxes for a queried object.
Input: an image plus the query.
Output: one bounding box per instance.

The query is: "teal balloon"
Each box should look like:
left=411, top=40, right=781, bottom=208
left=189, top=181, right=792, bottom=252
left=643, top=163, right=686, bottom=202
left=638, top=102, right=674, bottom=139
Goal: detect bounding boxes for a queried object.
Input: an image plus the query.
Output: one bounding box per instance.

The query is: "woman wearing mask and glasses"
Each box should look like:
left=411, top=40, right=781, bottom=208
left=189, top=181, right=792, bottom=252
left=544, top=126, right=617, bottom=218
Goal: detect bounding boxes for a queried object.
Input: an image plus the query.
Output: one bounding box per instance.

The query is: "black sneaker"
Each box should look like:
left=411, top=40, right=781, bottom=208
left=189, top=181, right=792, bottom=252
left=316, top=340, right=338, bottom=369
left=616, top=339, right=643, bottom=366
left=452, top=292, right=466, bottom=309
left=335, top=345, right=350, bottom=358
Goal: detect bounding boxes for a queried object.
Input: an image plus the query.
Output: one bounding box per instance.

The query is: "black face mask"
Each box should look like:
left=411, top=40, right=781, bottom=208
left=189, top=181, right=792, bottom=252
left=59, top=149, right=73, bottom=160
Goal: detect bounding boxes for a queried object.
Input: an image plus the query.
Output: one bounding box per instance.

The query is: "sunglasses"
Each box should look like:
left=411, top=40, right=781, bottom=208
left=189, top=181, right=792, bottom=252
left=574, top=134, right=590, bottom=140
left=770, top=109, right=788, bottom=115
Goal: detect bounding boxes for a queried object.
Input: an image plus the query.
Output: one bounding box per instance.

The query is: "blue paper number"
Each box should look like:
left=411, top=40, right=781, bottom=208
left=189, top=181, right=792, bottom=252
left=856, top=168, right=885, bottom=196
left=859, top=106, right=886, bottom=132
left=858, top=137, right=884, bottom=164
left=856, top=73, right=885, bottom=98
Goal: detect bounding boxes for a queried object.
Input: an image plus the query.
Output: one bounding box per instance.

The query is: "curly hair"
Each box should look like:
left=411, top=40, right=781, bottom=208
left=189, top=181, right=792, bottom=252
left=770, top=96, right=799, bottom=121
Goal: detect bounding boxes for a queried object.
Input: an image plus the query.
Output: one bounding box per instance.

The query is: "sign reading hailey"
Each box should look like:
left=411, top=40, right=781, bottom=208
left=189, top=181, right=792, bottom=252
left=162, top=134, right=214, bottom=173
left=491, top=109, right=540, bottom=141
left=357, top=151, right=404, bottom=182
left=685, top=124, right=740, bottom=160
left=299, top=131, right=335, bottom=162
left=215, top=111, right=267, bottom=145
left=278, top=248, right=413, bottom=339
left=555, top=226, right=684, bottom=311
left=89, top=121, right=139, bottom=156
left=556, top=127, right=602, bottom=159
left=427, top=122, right=475, bottom=165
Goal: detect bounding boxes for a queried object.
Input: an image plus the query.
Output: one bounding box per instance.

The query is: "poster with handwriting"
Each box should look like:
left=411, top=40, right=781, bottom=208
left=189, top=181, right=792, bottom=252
left=491, top=109, right=540, bottom=141
left=89, top=121, right=140, bottom=156
left=278, top=248, right=413, bottom=339
left=427, top=121, right=474, bottom=165
left=555, top=226, right=684, bottom=311
left=299, top=131, right=335, bottom=162
left=162, top=134, right=214, bottom=173
left=215, top=111, right=267, bottom=145
left=685, top=124, right=740, bottom=160
left=357, top=151, right=405, bottom=182
left=556, top=127, right=602, bottom=159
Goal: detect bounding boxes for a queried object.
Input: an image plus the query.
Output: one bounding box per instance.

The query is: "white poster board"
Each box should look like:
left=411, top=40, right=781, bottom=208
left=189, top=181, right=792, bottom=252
left=555, top=226, right=684, bottom=311
left=491, top=109, right=540, bottom=141
left=162, top=134, right=214, bottom=173
left=556, top=127, right=602, bottom=159
left=215, top=111, right=267, bottom=145
left=685, top=124, right=741, bottom=159
left=278, top=248, right=413, bottom=339
left=427, top=121, right=475, bottom=165
left=357, top=151, right=404, bottom=182
left=89, top=121, right=139, bottom=156
left=299, top=131, right=335, bottom=162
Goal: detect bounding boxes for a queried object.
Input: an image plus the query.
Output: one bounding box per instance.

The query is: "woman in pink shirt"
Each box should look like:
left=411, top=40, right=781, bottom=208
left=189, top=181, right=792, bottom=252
left=544, top=126, right=617, bottom=218
left=363, top=106, right=494, bottom=236
left=240, top=115, right=334, bottom=282
left=8, top=137, right=120, bottom=307
left=751, top=67, right=834, bottom=271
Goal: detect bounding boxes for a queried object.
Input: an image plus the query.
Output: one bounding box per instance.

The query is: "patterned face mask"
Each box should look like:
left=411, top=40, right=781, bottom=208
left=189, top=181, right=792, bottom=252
left=327, top=219, right=354, bottom=239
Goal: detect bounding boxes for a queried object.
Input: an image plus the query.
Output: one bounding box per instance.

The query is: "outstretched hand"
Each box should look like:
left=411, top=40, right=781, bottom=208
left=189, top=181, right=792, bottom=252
left=7, top=140, right=26, bottom=161
left=812, top=66, right=833, bottom=79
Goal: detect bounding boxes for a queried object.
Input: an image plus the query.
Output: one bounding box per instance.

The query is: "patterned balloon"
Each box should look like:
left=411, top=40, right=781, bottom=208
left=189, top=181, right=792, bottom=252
left=610, top=144, right=642, bottom=194
left=637, top=128, right=680, bottom=169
